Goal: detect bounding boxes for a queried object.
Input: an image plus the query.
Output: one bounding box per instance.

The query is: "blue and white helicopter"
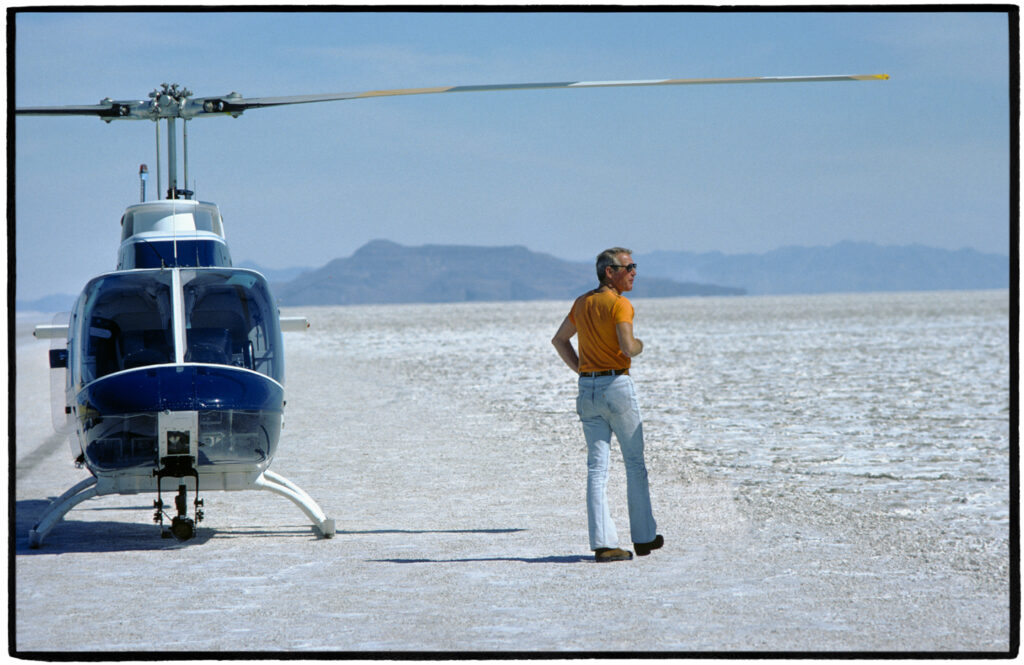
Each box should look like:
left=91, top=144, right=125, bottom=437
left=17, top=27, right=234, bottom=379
left=17, top=73, right=887, bottom=547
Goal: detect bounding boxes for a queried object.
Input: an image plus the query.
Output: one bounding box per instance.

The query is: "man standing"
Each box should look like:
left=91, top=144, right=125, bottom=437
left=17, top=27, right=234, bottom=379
left=552, top=247, right=664, bottom=563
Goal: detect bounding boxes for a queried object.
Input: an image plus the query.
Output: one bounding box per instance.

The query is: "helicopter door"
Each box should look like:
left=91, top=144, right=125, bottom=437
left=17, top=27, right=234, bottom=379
left=45, top=311, right=74, bottom=436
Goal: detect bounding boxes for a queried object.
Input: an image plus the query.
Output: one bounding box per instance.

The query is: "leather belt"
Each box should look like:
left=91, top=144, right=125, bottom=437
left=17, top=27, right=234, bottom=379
left=579, top=368, right=629, bottom=377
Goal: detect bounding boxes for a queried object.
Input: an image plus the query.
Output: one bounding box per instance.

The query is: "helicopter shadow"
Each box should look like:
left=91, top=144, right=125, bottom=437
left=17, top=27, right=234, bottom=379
left=13, top=498, right=214, bottom=554
left=14, top=499, right=342, bottom=554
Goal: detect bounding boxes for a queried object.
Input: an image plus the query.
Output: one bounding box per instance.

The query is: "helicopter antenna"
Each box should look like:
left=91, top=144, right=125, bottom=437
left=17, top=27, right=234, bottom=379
left=155, top=121, right=162, bottom=200
left=183, top=118, right=190, bottom=197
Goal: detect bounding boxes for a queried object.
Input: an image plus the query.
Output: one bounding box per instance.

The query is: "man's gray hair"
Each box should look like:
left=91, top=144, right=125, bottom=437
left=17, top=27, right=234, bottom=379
left=596, top=247, right=633, bottom=285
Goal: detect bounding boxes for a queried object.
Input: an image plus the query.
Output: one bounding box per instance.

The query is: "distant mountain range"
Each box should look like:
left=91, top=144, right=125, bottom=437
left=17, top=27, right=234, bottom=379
left=234, top=260, right=311, bottom=284
left=14, top=240, right=1010, bottom=312
left=638, top=241, right=1010, bottom=295
left=270, top=240, right=741, bottom=306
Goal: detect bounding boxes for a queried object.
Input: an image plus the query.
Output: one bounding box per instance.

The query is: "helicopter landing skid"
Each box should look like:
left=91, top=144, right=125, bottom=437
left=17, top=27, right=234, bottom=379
left=255, top=470, right=336, bottom=539
left=27, top=470, right=334, bottom=548
left=28, top=476, right=100, bottom=549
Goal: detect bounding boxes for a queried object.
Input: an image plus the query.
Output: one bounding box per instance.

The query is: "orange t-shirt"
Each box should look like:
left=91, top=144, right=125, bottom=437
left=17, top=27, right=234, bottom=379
left=568, top=289, right=633, bottom=373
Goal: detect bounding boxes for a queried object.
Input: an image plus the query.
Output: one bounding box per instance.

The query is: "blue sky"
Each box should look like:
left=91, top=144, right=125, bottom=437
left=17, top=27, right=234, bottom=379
left=12, top=9, right=1012, bottom=301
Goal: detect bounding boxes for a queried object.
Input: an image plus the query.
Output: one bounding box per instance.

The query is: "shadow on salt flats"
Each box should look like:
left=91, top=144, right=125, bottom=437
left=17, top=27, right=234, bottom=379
left=15, top=499, right=217, bottom=554
left=338, top=528, right=526, bottom=535
left=371, top=555, right=593, bottom=564
left=14, top=499, right=330, bottom=555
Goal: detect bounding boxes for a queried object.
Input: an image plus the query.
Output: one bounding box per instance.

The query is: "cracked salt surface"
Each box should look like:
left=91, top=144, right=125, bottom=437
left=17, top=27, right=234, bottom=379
left=13, top=291, right=1012, bottom=653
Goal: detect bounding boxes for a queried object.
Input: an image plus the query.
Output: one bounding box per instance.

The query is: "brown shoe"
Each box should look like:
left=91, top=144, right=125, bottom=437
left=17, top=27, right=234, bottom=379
left=594, top=547, right=633, bottom=562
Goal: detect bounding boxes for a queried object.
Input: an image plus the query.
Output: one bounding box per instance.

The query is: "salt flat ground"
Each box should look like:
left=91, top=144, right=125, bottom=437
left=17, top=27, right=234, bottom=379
left=12, top=295, right=1012, bottom=654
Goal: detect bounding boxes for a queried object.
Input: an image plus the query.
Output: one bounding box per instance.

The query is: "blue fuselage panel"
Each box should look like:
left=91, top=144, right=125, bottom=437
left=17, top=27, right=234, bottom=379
left=76, top=365, right=283, bottom=470
left=78, top=364, right=282, bottom=413
left=119, top=238, right=232, bottom=269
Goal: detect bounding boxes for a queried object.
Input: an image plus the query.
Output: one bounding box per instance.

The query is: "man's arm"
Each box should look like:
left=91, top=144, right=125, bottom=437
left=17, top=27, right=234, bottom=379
left=616, top=321, right=644, bottom=358
left=551, top=316, right=580, bottom=372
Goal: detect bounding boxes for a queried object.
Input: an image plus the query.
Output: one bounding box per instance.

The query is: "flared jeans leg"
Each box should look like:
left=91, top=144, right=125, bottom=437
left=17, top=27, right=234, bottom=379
left=582, top=415, right=618, bottom=550
left=577, top=375, right=657, bottom=550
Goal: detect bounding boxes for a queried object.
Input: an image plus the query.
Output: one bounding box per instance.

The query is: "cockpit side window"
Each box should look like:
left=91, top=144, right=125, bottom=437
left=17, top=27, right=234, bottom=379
left=192, top=206, right=225, bottom=236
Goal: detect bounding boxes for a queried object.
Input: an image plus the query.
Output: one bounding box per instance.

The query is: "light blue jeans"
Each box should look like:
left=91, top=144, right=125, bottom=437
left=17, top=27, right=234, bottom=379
left=576, top=373, right=657, bottom=550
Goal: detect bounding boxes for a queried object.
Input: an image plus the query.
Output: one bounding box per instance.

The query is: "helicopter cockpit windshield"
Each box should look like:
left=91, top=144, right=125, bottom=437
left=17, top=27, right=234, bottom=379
left=73, top=268, right=283, bottom=385
left=182, top=269, right=284, bottom=382
left=75, top=272, right=175, bottom=384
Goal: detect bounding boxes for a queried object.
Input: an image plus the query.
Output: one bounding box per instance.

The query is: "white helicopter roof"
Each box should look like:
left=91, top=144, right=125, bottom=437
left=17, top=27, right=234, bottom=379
left=120, top=199, right=225, bottom=241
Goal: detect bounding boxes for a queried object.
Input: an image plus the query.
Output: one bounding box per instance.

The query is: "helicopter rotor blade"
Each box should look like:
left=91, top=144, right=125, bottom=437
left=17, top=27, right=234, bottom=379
left=214, top=73, right=890, bottom=112
left=15, top=74, right=888, bottom=121
left=15, top=104, right=113, bottom=115
left=14, top=101, right=147, bottom=119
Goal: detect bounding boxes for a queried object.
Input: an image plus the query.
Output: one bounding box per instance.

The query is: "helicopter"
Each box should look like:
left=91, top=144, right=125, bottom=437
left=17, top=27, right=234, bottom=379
left=16, top=73, right=888, bottom=547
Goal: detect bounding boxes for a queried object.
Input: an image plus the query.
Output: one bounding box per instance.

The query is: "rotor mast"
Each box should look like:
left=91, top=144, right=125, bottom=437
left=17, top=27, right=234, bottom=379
left=149, top=84, right=193, bottom=199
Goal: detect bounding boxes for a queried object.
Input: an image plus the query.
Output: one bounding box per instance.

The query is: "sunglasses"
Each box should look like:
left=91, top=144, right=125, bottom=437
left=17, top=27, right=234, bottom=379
left=609, top=263, right=638, bottom=272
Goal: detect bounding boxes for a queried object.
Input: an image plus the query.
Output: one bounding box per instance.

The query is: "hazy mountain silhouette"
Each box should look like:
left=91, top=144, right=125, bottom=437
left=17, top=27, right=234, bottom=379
left=638, top=241, right=1009, bottom=295
left=272, top=240, right=743, bottom=306
left=16, top=240, right=1009, bottom=312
